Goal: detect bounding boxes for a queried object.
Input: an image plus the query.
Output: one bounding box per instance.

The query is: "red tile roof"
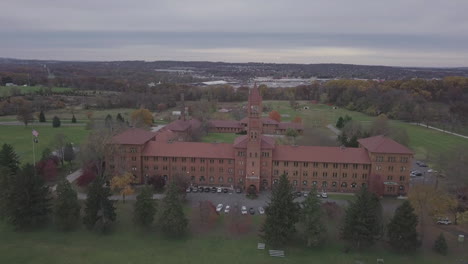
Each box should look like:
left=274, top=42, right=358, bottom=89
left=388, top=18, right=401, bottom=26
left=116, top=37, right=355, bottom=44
left=273, top=145, right=371, bottom=164
left=240, top=117, right=278, bottom=125
left=233, top=135, right=275, bottom=149
left=165, top=119, right=201, bottom=132
left=112, top=128, right=156, bottom=145
left=154, top=130, right=177, bottom=142
left=358, top=135, right=413, bottom=154
left=142, top=141, right=235, bottom=159
left=209, top=120, right=243, bottom=128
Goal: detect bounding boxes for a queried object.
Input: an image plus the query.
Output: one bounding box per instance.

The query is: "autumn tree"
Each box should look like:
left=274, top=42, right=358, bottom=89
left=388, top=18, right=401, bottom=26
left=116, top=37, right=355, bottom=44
left=408, top=184, right=439, bottom=241
left=110, top=172, right=135, bottom=203
left=134, top=185, right=156, bottom=228
left=292, top=116, right=302, bottom=123
left=387, top=200, right=420, bottom=252
left=16, top=102, right=34, bottom=126
left=261, top=174, right=299, bottom=246
left=131, top=108, right=153, bottom=127
left=54, top=178, right=80, bottom=231
left=268, top=110, right=281, bottom=122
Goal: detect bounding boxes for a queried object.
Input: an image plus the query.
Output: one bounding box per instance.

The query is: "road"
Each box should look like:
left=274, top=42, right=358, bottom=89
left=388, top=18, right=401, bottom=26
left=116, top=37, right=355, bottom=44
left=326, top=124, right=341, bottom=136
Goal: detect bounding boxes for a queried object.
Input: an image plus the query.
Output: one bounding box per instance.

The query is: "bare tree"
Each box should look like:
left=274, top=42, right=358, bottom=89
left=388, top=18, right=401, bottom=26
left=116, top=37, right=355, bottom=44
left=51, top=133, right=69, bottom=166
left=16, top=102, right=34, bottom=126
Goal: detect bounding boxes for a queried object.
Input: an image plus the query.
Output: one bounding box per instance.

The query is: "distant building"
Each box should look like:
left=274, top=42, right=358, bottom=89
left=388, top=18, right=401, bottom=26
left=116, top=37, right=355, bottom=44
left=107, top=85, right=413, bottom=196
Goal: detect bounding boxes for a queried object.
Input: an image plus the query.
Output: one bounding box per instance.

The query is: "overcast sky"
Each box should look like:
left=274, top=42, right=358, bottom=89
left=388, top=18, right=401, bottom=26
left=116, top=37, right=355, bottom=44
left=2, top=0, right=468, bottom=67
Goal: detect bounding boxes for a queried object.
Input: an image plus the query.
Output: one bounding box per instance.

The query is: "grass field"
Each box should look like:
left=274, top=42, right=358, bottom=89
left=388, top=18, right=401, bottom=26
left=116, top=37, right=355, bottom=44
left=202, top=133, right=239, bottom=143
left=0, top=125, right=90, bottom=164
left=0, top=85, right=73, bottom=96
left=262, top=101, right=468, bottom=161
left=0, top=200, right=464, bottom=264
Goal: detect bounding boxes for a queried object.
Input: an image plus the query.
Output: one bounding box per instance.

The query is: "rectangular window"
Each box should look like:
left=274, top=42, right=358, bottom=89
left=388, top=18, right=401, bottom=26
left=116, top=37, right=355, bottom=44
left=313, top=171, right=318, bottom=177
left=363, top=164, right=369, bottom=169
left=322, top=172, right=327, bottom=177
left=274, top=170, right=279, bottom=176
left=182, top=157, right=186, bottom=162
left=388, top=157, right=396, bottom=162
left=200, top=167, right=205, bottom=172
left=388, top=166, right=394, bottom=172
left=333, top=163, right=339, bottom=169
left=400, top=157, right=408, bottom=163
left=332, top=172, right=337, bottom=178
left=353, top=164, right=359, bottom=169
left=219, top=160, right=224, bottom=164
left=294, top=162, right=299, bottom=167
left=303, top=171, right=308, bottom=176
left=131, top=157, right=137, bottom=161
left=303, top=162, right=308, bottom=167
left=376, top=156, right=384, bottom=162
left=343, top=164, right=348, bottom=169
left=201, top=158, right=205, bottom=163
left=362, top=173, right=368, bottom=179
left=163, top=157, right=168, bottom=161
left=342, top=173, right=347, bottom=178
left=210, top=159, right=214, bottom=164
left=273, top=161, right=279, bottom=166
left=399, top=176, right=405, bottom=181
left=323, top=163, right=328, bottom=168
left=400, top=166, right=406, bottom=172
left=284, top=161, right=289, bottom=167
left=191, top=158, right=196, bottom=162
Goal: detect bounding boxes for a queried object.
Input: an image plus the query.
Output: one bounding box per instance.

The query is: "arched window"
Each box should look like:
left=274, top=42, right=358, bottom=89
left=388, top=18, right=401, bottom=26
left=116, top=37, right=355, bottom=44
left=293, top=180, right=298, bottom=186
left=228, top=177, right=233, bottom=183
left=273, top=179, right=278, bottom=185
left=239, top=178, right=243, bottom=183
left=218, top=176, right=224, bottom=183
left=312, top=181, right=317, bottom=186
left=341, top=182, right=347, bottom=187
left=351, top=182, right=357, bottom=188
left=332, top=182, right=337, bottom=187
left=322, top=181, right=328, bottom=187
left=303, top=180, right=308, bottom=186
left=399, top=185, right=405, bottom=191
left=199, top=176, right=205, bottom=182
left=190, top=176, right=195, bottom=181
left=209, top=176, right=214, bottom=182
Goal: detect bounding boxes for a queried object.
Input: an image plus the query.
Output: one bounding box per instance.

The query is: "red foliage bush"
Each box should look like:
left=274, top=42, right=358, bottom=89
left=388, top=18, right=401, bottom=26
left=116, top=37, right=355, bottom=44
left=36, top=158, right=58, bottom=181
left=77, top=166, right=97, bottom=186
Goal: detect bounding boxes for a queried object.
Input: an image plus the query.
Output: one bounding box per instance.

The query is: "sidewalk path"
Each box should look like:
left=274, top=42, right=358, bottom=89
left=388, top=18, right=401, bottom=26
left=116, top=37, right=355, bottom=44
left=410, top=123, right=468, bottom=139
left=0, top=121, right=85, bottom=126
left=326, top=124, right=341, bottom=136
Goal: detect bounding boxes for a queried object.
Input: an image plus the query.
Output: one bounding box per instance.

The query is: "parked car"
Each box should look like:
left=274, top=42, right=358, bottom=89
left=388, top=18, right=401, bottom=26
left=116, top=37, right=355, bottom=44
left=436, top=218, right=452, bottom=225
left=198, top=186, right=204, bottom=192
left=258, top=207, right=265, bottom=214
left=316, top=193, right=322, bottom=198
left=427, top=169, right=436, bottom=173
left=321, top=192, right=328, bottom=198
left=192, top=187, right=198, bottom=193
left=216, top=204, right=223, bottom=212
left=217, top=187, right=222, bottom=193
left=223, top=188, right=229, bottom=193
left=211, top=187, right=217, bottom=193
left=295, top=191, right=302, bottom=197
left=236, top=188, right=242, bottom=194
left=186, top=187, right=191, bottom=193
left=241, top=206, right=247, bottom=215
left=249, top=207, right=255, bottom=215
left=419, top=163, right=428, bottom=167
left=204, top=187, right=210, bottom=192
left=224, top=205, right=230, bottom=214
left=303, top=192, right=309, bottom=197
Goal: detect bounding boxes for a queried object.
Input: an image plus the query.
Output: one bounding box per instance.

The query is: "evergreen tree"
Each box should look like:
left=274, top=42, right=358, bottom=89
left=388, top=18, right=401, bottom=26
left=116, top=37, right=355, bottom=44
left=71, top=114, right=77, bottom=123
left=0, top=144, right=20, bottom=174
left=342, top=187, right=383, bottom=249
left=105, top=114, right=113, bottom=128
left=39, top=110, right=46, bottom=122
left=116, top=113, right=124, bottom=123
left=336, top=116, right=344, bottom=129
left=54, top=178, right=80, bottom=231
left=348, top=135, right=359, bottom=147
left=301, top=187, right=325, bottom=247
left=52, top=116, right=61, bottom=128
left=63, top=143, right=75, bottom=166
left=6, top=164, right=51, bottom=229
left=134, top=185, right=156, bottom=228
left=433, top=233, right=448, bottom=255
left=83, top=177, right=116, bottom=233
left=41, top=147, right=52, bottom=161
left=261, top=174, right=299, bottom=246
left=158, top=182, right=188, bottom=237
left=387, top=200, right=420, bottom=252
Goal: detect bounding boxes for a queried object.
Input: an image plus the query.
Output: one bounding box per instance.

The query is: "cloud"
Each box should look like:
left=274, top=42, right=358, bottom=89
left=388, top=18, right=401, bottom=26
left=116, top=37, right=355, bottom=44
left=1, top=0, right=468, bottom=66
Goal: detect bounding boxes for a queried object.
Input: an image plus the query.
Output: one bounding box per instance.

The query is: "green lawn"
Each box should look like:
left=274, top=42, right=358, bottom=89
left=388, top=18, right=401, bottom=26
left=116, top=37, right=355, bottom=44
left=0, top=85, right=73, bottom=96
left=0, top=125, right=90, bottom=164
left=0, top=201, right=464, bottom=264
left=202, top=133, right=239, bottom=143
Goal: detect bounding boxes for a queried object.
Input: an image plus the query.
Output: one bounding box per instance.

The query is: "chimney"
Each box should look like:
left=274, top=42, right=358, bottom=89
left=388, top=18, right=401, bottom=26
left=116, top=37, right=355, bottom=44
left=180, top=93, right=186, bottom=121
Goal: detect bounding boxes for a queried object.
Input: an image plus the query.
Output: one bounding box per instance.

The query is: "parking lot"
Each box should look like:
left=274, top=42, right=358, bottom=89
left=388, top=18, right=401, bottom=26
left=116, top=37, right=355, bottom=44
left=410, top=160, right=439, bottom=187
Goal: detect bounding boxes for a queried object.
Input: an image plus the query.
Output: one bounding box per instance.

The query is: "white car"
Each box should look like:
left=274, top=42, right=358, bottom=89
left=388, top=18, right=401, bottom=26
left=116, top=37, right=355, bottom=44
left=258, top=207, right=265, bottom=214
left=216, top=203, right=223, bottom=212
left=437, top=218, right=452, bottom=225
left=303, top=192, right=309, bottom=197
left=217, top=187, right=222, bottom=193
left=321, top=192, right=328, bottom=198
left=224, top=205, right=230, bottom=214
left=241, top=206, right=248, bottom=215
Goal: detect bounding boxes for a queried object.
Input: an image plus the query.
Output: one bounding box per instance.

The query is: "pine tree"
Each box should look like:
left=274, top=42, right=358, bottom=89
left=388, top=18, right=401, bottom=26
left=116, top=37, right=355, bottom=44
left=83, top=177, right=116, bottom=233
left=0, top=144, right=20, bottom=174
left=261, top=174, right=299, bottom=246
left=63, top=143, right=75, bottom=166
left=52, top=116, right=61, bottom=128
left=387, top=200, right=420, bottom=252
left=54, top=178, right=80, bottom=231
left=105, top=114, right=113, bottom=128
left=301, top=187, right=325, bottom=247
left=433, top=233, right=448, bottom=255
left=134, top=185, right=156, bottom=228
left=336, top=116, right=344, bottom=129
left=39, top=110, right=46, bottom=122
left=116, top=113, right=124, bottom=123
left=342, top=187, right=383, bottom=249
left=41, top=147, right=52, bottom=161
left=71, top=114, right=77, bottom=123
left=6, top=164, right=51, bottom=229
left=158, top=182, right=188, bottom=237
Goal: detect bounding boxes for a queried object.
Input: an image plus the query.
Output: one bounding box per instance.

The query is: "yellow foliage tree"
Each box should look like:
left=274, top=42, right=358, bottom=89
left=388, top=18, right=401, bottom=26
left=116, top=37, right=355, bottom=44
left=111, top=172, right=135, bottom=203
left=131, top=108, right=153, bottom=127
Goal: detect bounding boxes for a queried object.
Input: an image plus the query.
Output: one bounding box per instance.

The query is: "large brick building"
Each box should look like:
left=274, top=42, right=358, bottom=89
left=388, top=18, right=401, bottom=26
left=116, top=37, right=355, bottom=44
left=107, top=86, right=413, bottom=196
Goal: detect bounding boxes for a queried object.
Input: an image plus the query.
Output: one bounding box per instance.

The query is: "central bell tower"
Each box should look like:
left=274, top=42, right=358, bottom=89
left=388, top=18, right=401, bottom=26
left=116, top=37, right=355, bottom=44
left=245, top=84, right=262, bottom=193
